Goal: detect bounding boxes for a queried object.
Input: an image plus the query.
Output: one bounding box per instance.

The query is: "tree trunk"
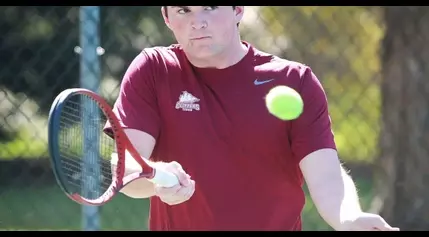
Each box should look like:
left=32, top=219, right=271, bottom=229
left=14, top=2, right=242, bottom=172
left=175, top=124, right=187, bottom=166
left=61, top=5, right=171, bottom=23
left=375, top=6, right=429, bottom=230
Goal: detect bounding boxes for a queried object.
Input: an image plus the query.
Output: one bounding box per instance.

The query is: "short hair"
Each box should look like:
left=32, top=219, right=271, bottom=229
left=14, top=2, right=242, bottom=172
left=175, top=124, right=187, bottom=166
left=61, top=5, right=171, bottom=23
left=162, top=6, right=240, bottom=26
left=162, top=6, right=236, bottom=15
left=162, top=6, right=239, bottom=26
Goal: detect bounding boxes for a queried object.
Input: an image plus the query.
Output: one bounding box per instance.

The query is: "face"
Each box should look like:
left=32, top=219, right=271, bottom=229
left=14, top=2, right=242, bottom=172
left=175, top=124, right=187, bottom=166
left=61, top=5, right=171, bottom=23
left=162, top=6, right=244, bottom=60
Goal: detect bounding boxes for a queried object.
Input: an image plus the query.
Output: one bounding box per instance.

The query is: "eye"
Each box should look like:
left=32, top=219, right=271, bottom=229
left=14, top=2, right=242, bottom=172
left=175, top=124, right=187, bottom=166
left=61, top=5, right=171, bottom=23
left=177, top=8, right=190, bottom=14
left=204, top=6, right=218, bottom=11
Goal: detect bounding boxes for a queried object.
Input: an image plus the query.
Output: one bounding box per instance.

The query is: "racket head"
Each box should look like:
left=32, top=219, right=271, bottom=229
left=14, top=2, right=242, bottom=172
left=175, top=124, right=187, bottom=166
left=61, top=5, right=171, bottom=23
left=48, top=88, right=174, bottom=206
left=48, top=88, right=151, bottom=206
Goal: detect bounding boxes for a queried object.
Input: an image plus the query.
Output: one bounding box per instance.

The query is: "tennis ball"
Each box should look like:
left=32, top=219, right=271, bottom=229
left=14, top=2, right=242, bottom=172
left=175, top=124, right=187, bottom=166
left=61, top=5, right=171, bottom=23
left=265, top=85, right=303, bottom=121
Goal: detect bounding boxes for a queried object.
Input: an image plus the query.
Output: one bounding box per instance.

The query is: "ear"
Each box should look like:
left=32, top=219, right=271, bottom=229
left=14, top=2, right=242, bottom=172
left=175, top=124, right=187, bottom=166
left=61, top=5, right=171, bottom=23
left=161, top=6, right=172, bottom=30
left=234, top=6, right=245, bottom=24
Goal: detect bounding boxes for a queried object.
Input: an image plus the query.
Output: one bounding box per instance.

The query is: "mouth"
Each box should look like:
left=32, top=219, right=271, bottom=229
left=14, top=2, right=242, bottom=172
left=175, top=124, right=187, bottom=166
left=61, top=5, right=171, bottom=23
left=190, top=36, right=211, bottom=40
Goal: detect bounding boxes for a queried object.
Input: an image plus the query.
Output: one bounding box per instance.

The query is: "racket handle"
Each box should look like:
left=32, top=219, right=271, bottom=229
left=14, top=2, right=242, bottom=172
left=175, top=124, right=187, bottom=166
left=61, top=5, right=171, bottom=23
left=149, top=168, right=180, bottom=188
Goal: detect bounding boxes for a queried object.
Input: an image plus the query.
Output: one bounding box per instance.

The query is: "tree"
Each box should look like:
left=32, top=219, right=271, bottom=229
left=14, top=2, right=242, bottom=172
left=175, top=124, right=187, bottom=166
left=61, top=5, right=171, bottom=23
left=375, top=6, right=429, bottom=230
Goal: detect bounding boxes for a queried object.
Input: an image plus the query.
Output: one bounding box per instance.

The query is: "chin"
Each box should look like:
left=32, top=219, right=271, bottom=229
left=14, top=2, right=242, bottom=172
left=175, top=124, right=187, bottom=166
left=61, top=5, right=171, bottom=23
left=183, top=47, right=216, bottom=59
left=193, top=50, right=218, bottom=59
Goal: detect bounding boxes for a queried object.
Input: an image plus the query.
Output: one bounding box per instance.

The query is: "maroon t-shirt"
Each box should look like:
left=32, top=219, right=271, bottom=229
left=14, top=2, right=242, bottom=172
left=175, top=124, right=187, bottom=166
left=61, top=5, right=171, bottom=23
left=105, top=41, right=336, bottom=231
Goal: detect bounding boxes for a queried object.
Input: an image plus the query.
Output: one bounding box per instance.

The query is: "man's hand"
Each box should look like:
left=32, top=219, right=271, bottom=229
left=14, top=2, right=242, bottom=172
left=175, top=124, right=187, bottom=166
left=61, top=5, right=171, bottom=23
left=154, top=161, right=195, bottom=205
left=339, top=212, right=400, bottom=231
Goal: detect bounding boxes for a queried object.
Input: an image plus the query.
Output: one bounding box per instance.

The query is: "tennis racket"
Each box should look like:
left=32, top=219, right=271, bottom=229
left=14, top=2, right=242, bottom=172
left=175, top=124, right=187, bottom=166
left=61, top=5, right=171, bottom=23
left=48, top=88, right=179, bottom=206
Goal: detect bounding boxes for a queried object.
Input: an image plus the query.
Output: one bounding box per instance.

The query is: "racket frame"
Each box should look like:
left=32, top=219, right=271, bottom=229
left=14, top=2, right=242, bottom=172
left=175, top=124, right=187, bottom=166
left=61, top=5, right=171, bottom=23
left=48, top=88, right=163, bottom=206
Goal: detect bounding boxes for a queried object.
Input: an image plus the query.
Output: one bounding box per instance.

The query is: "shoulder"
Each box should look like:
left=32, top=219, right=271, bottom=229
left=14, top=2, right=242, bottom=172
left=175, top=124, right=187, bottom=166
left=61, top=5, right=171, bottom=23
left=252, top=45, right=312, bottom=79
left=139, top=44, right=185, bottom=70
left=251, top=45, right=322, bottom=93
left=124, top=44, right=186, bottom=86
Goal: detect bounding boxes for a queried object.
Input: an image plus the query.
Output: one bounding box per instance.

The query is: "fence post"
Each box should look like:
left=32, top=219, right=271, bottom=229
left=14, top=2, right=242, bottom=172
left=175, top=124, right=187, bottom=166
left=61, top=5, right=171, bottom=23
left=79, top=6, right=101, bottom=231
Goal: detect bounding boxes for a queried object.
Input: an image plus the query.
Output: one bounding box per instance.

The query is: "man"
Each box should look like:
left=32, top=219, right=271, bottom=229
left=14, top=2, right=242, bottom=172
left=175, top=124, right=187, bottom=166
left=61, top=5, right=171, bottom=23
left=105, top=6, right=399, bottom=231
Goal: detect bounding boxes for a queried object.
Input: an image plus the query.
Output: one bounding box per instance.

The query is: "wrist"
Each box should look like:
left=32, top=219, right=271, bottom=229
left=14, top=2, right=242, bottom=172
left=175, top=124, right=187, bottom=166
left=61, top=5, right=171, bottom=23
left=336, top=209, right=363, bottom=230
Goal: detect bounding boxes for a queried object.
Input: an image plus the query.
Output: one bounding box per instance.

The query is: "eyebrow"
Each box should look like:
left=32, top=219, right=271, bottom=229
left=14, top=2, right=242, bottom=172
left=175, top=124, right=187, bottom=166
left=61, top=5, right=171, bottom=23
left=170, top=6, right=189, bottom=9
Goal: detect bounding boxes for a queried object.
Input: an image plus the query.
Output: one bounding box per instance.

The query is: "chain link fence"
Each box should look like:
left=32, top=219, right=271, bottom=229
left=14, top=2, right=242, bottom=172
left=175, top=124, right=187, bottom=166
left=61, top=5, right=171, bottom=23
left=0, top=6, right=428, bottom=231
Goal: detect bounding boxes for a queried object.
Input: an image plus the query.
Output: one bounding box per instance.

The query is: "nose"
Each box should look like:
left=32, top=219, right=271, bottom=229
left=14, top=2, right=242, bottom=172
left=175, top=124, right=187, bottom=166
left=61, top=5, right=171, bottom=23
left=191, top=13, right=207, bottom=30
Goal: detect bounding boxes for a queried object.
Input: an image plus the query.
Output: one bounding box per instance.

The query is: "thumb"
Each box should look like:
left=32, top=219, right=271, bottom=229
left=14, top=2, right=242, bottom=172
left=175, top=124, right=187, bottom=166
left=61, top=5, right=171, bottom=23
left=168, top=161, right=190, bottom=186
left=175, top=170, right=190, bottom=186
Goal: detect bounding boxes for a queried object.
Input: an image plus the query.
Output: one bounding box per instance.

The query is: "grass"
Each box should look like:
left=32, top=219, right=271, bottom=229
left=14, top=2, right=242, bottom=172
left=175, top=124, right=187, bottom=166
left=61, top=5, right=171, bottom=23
left=0, top=177, right=373, bottom=231
left=0, top=185, right=149, bottom=231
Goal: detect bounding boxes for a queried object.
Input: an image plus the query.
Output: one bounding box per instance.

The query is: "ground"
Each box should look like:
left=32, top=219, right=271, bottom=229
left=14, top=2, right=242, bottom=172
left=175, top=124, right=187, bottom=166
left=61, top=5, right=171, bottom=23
left=0, top=177, right=373, bottom=231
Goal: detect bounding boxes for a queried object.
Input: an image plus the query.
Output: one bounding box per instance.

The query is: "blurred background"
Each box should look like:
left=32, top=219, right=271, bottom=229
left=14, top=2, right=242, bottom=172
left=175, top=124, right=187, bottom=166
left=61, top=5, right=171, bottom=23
left=0, top=6, right=428, bottom=231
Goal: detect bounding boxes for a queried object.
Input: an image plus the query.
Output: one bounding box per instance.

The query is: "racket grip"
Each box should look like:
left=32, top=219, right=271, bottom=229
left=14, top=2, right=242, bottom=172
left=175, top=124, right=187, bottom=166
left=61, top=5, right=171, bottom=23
left=149, top=168, right=180, bottom=188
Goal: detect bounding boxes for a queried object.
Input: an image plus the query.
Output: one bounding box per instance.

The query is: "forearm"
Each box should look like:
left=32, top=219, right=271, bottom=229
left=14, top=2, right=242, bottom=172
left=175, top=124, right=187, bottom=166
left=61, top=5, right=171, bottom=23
left=309, top=167, right=362, bottom=230
left=120, top=178, right=156, bottom=199
left=114, top=129, right=159, bottom=198
left=111, top=152, right=159, bottom=199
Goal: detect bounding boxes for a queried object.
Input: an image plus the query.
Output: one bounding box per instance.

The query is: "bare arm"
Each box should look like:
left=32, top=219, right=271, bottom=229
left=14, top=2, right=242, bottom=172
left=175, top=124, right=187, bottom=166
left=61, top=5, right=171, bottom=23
left=105, top=51, right=167, bottom=199
left=111, top=128, right=157, bottom=199
left=300, top=148, right=362, bottom=231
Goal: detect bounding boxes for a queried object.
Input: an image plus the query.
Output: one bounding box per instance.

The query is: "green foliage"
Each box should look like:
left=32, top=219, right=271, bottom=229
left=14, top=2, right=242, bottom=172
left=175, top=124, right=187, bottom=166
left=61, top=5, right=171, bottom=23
left=245, top=7, right=384, bottom=162
left=0, top=128, right=48, bottom=159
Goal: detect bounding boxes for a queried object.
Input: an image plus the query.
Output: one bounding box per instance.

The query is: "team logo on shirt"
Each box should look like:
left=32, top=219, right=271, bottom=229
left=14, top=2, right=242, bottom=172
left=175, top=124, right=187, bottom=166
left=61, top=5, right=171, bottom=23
left=175, top=91, right=200, bottom=112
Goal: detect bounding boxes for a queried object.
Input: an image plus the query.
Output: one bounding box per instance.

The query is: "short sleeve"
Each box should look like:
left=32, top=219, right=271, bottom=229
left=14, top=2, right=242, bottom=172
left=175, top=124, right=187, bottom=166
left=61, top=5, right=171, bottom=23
left=104, top=51, right=161, bottom=139
left=290, top=67, right=337, bottom=162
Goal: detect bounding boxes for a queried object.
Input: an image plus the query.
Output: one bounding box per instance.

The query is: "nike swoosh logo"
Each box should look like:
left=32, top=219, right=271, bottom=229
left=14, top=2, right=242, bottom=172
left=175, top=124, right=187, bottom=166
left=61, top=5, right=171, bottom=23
left=254, top=78, right=275, bottom=85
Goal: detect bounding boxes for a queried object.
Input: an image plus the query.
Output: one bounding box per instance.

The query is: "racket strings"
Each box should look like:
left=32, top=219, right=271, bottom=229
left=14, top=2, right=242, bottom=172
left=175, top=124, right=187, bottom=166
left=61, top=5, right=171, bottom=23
left=58, top=94, right=115, bottom=200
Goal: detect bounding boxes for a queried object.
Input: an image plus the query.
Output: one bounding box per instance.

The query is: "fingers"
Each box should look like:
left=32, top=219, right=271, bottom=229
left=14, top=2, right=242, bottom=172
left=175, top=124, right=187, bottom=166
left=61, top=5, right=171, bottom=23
left=345, top=213, right=400, bottom=231
left=155, top=180, right=195, bottom=205
left=374, top=224, right=400, bottom=231
left=176, top=179, right=195, bottom=199
left=154, top=183, right=181, bottom=196
left=155, top=180, right=195, bottom=199
left=153, top=161, right=195, bottom=206
left=372, top=217, right=400, bottom=231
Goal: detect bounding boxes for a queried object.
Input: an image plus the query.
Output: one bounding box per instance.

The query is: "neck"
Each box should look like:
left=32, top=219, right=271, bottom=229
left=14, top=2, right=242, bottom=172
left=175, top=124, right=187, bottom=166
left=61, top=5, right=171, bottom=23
left=185, top=36, right=248, bottom=69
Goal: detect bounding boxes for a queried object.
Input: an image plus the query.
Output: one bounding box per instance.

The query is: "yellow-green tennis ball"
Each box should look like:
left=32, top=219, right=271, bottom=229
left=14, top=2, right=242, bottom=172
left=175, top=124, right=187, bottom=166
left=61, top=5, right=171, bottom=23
left=265, top=85, right=303, bottom=121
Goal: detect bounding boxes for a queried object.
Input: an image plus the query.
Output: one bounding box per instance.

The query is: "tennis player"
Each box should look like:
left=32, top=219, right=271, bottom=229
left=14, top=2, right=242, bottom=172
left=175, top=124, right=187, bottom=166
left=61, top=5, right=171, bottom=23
left=105, top=6, right=399, bottom=231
